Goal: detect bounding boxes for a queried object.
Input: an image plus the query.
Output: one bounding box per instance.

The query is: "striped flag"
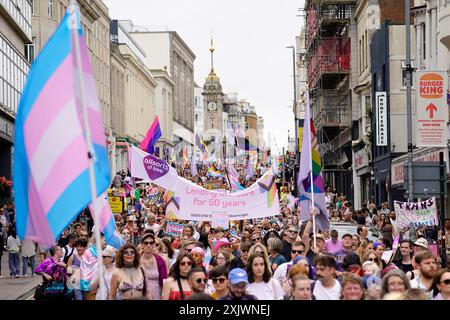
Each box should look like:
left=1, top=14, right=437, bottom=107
left=140, top=116, right=162, bottom=155
left=89, top=193, right=125, bottom=249
left=13, top=5, right=110, bottom=247
left=225, top=165, right=244, bottom=191
left=207, top=163, right=223, bottom=178
left=195, top=133, right=208, bottom=161
left=298, top=92, right=329, bottom=232
left=190, top=153, right=198, bottom=177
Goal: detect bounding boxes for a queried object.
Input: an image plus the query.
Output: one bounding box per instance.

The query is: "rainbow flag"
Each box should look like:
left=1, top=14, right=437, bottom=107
left=258, top=170, right=277, bottom=208
left=13, top=5, right=110, bottom=247
left=140, top=116, right=162, bottom=155
left=298, top=92, right=329, bottom=232
left=208, top=163, right=223, bottom=178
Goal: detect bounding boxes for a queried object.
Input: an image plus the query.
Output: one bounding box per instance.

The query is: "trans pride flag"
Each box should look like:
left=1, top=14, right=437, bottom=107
left=140, top=116, right=162, bottom=155
left=13, top=4, right=110, bottom=247
left=89, top=193, right=125, bottom=250
left=298, top=92, right=329, bottom=232
left=225, top=165, right=244, bottom=191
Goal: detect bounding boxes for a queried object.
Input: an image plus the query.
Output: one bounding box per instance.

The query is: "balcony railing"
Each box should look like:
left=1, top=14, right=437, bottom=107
left=0, top=0, right=32, bottom=41
left=312, top=91, right=351, bottom=128
left=307, top=37, right=350, bottom=89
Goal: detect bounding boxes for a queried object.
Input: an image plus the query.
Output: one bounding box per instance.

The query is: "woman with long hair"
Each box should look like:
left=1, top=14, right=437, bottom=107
left=161, top=237, right=177, bottom=268
left=357, top=240, right=373, bottom=261
left=246, top=253, right=284, bottom=300
left=109, top=243, right=146, bottom=300
left=248, top=243, right=271, bottom=273
left=161, top=253, right=194, bottom=300
left=430, top=268, right=450, bottom=300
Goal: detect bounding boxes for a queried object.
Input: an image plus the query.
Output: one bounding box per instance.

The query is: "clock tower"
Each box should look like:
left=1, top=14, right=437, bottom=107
left=202, top=36, right=224, bottom=146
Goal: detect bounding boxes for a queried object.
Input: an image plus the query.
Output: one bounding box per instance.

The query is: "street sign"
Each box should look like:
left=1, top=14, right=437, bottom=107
left=403, top=162, right=447, bottom=198
left=416, top=71, right=449, bottom=147
left=375, top=92, right=387, bottom=146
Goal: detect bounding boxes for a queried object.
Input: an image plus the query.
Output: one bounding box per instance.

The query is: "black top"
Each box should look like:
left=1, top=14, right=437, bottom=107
left=281, top=240, right=292, bottom=261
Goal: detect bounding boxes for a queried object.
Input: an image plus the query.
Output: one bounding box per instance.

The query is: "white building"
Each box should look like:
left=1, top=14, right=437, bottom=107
left=120, top=21, right=196, bottom=150
left=194, top=83, right=204, bottom=138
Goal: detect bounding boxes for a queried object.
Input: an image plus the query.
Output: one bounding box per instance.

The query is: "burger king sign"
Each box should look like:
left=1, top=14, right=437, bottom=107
left=416, top=71, right=448, bottom=147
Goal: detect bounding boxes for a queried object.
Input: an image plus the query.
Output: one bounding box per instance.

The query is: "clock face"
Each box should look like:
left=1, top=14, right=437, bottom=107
left=208, top=101, right=217, bottom=111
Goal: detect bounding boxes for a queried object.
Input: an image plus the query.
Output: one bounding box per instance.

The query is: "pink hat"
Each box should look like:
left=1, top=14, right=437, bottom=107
left=214, top=238, right=231, bottom=252
left=191, top=247, right=205, bottom=257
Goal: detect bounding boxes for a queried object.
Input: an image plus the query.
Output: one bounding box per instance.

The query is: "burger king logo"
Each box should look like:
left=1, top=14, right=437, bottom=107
left=419, top=73, right=444, bottom=99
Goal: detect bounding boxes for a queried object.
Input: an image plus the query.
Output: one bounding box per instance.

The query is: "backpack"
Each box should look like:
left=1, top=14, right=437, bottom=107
left=63, top=245, right=75, bottom=264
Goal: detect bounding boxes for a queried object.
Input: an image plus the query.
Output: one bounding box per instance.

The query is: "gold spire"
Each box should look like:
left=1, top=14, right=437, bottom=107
left=209, top=32, right=215, bottom=73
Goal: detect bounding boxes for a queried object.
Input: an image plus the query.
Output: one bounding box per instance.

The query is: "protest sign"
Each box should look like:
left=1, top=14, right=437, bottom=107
left=165, top=221, right=184, bottom=237
left=394, top=197, right=438, bottom=228
left=109, top=196, right=123, bottom=213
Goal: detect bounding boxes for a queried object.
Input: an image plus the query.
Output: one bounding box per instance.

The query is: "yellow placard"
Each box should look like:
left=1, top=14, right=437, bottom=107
left=109, top=196, right=123, bottom=213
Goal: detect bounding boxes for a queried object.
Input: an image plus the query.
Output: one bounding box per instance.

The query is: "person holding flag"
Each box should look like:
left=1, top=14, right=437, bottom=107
left=297, top=91, right=330, bottom=245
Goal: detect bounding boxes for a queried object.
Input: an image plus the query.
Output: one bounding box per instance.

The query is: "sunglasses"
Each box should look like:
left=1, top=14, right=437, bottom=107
left=441, top=279, right=450, bottom=285
left=288, top=230, right=298, bottom=234
left=212, top=277, right=227, bottom=284
left=102, top=255, right=113, bottom=259
left=185, top=248, right=193, bottom=252
left=251, top=237, right=261, bottom=242
left=195, top=278, right=207, bottom=284
left=180, top=261, right=193, bottom=266
left=291, top=250, right=304, bottom=254
left=142, top=241, right=155, bottom=246
left=368, top=258, right=377, bottom=262
left=241, top=249, right=249, bottom=253
left=124, top=250, right=135, bottom=256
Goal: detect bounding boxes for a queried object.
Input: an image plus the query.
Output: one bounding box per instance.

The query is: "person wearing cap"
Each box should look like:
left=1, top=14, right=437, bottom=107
left=190, top=247, right=207, bottom=274
left=333, top=233, right=354, bottom=272
left=220, top=268, right=258, bottom=300
left=373, top=241, right=387, bottom=269
left=140, top=233, right=168, bottom=300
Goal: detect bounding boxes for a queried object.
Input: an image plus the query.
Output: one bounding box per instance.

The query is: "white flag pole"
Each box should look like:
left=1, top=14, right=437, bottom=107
left=306, top=91, right=317, bottom=250
left=69, top=0, right=105, bottom=300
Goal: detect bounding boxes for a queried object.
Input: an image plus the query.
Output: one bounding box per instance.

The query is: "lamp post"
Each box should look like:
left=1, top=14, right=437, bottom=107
left=287, top=45, right=298, bottom=196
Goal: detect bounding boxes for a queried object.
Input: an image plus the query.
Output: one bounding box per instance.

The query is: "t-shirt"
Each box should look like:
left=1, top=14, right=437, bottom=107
left=410, top=276, right=433, bottom=299
left=333, top=249, right=352, bottom=272
left=325, top=239, right=343, bottom=254
left=246, top=278, right=285, bottom=300
left=313, top=280, right=341, bottom=300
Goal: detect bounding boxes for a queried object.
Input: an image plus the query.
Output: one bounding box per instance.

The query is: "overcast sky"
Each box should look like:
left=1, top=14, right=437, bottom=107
left=103, top=0, right=304, bottom=154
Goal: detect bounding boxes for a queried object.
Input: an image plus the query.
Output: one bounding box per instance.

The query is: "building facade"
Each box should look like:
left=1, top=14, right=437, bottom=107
left=110, top=20, right=157, bottom=171
left=304, top=0, right=354, bottom=197
left=0, top=0, right=32, bottom=181
left=122, top=22, right=196, bottom=150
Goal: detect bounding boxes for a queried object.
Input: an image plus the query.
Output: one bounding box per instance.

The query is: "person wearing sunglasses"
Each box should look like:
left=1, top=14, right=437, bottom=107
left=239, top=241, right=252, bottom=267
left=281, top=224, right=299, bottom=261
left=250, top=231, right=262, bottom=245
left=91, top=248, right=116, bottom=300
left=162, top=253, right=194, bottom=300
left=430, top=268, right=450, bottom=300
left=140, top=233, right=168, bottom=300
left=187, top=268, right=207, bottom=294
left=208, top=265, right=229, bottom=299
left=109, top=243, right=146, bottom=300
left=273, top=241, right=307, bottom=288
